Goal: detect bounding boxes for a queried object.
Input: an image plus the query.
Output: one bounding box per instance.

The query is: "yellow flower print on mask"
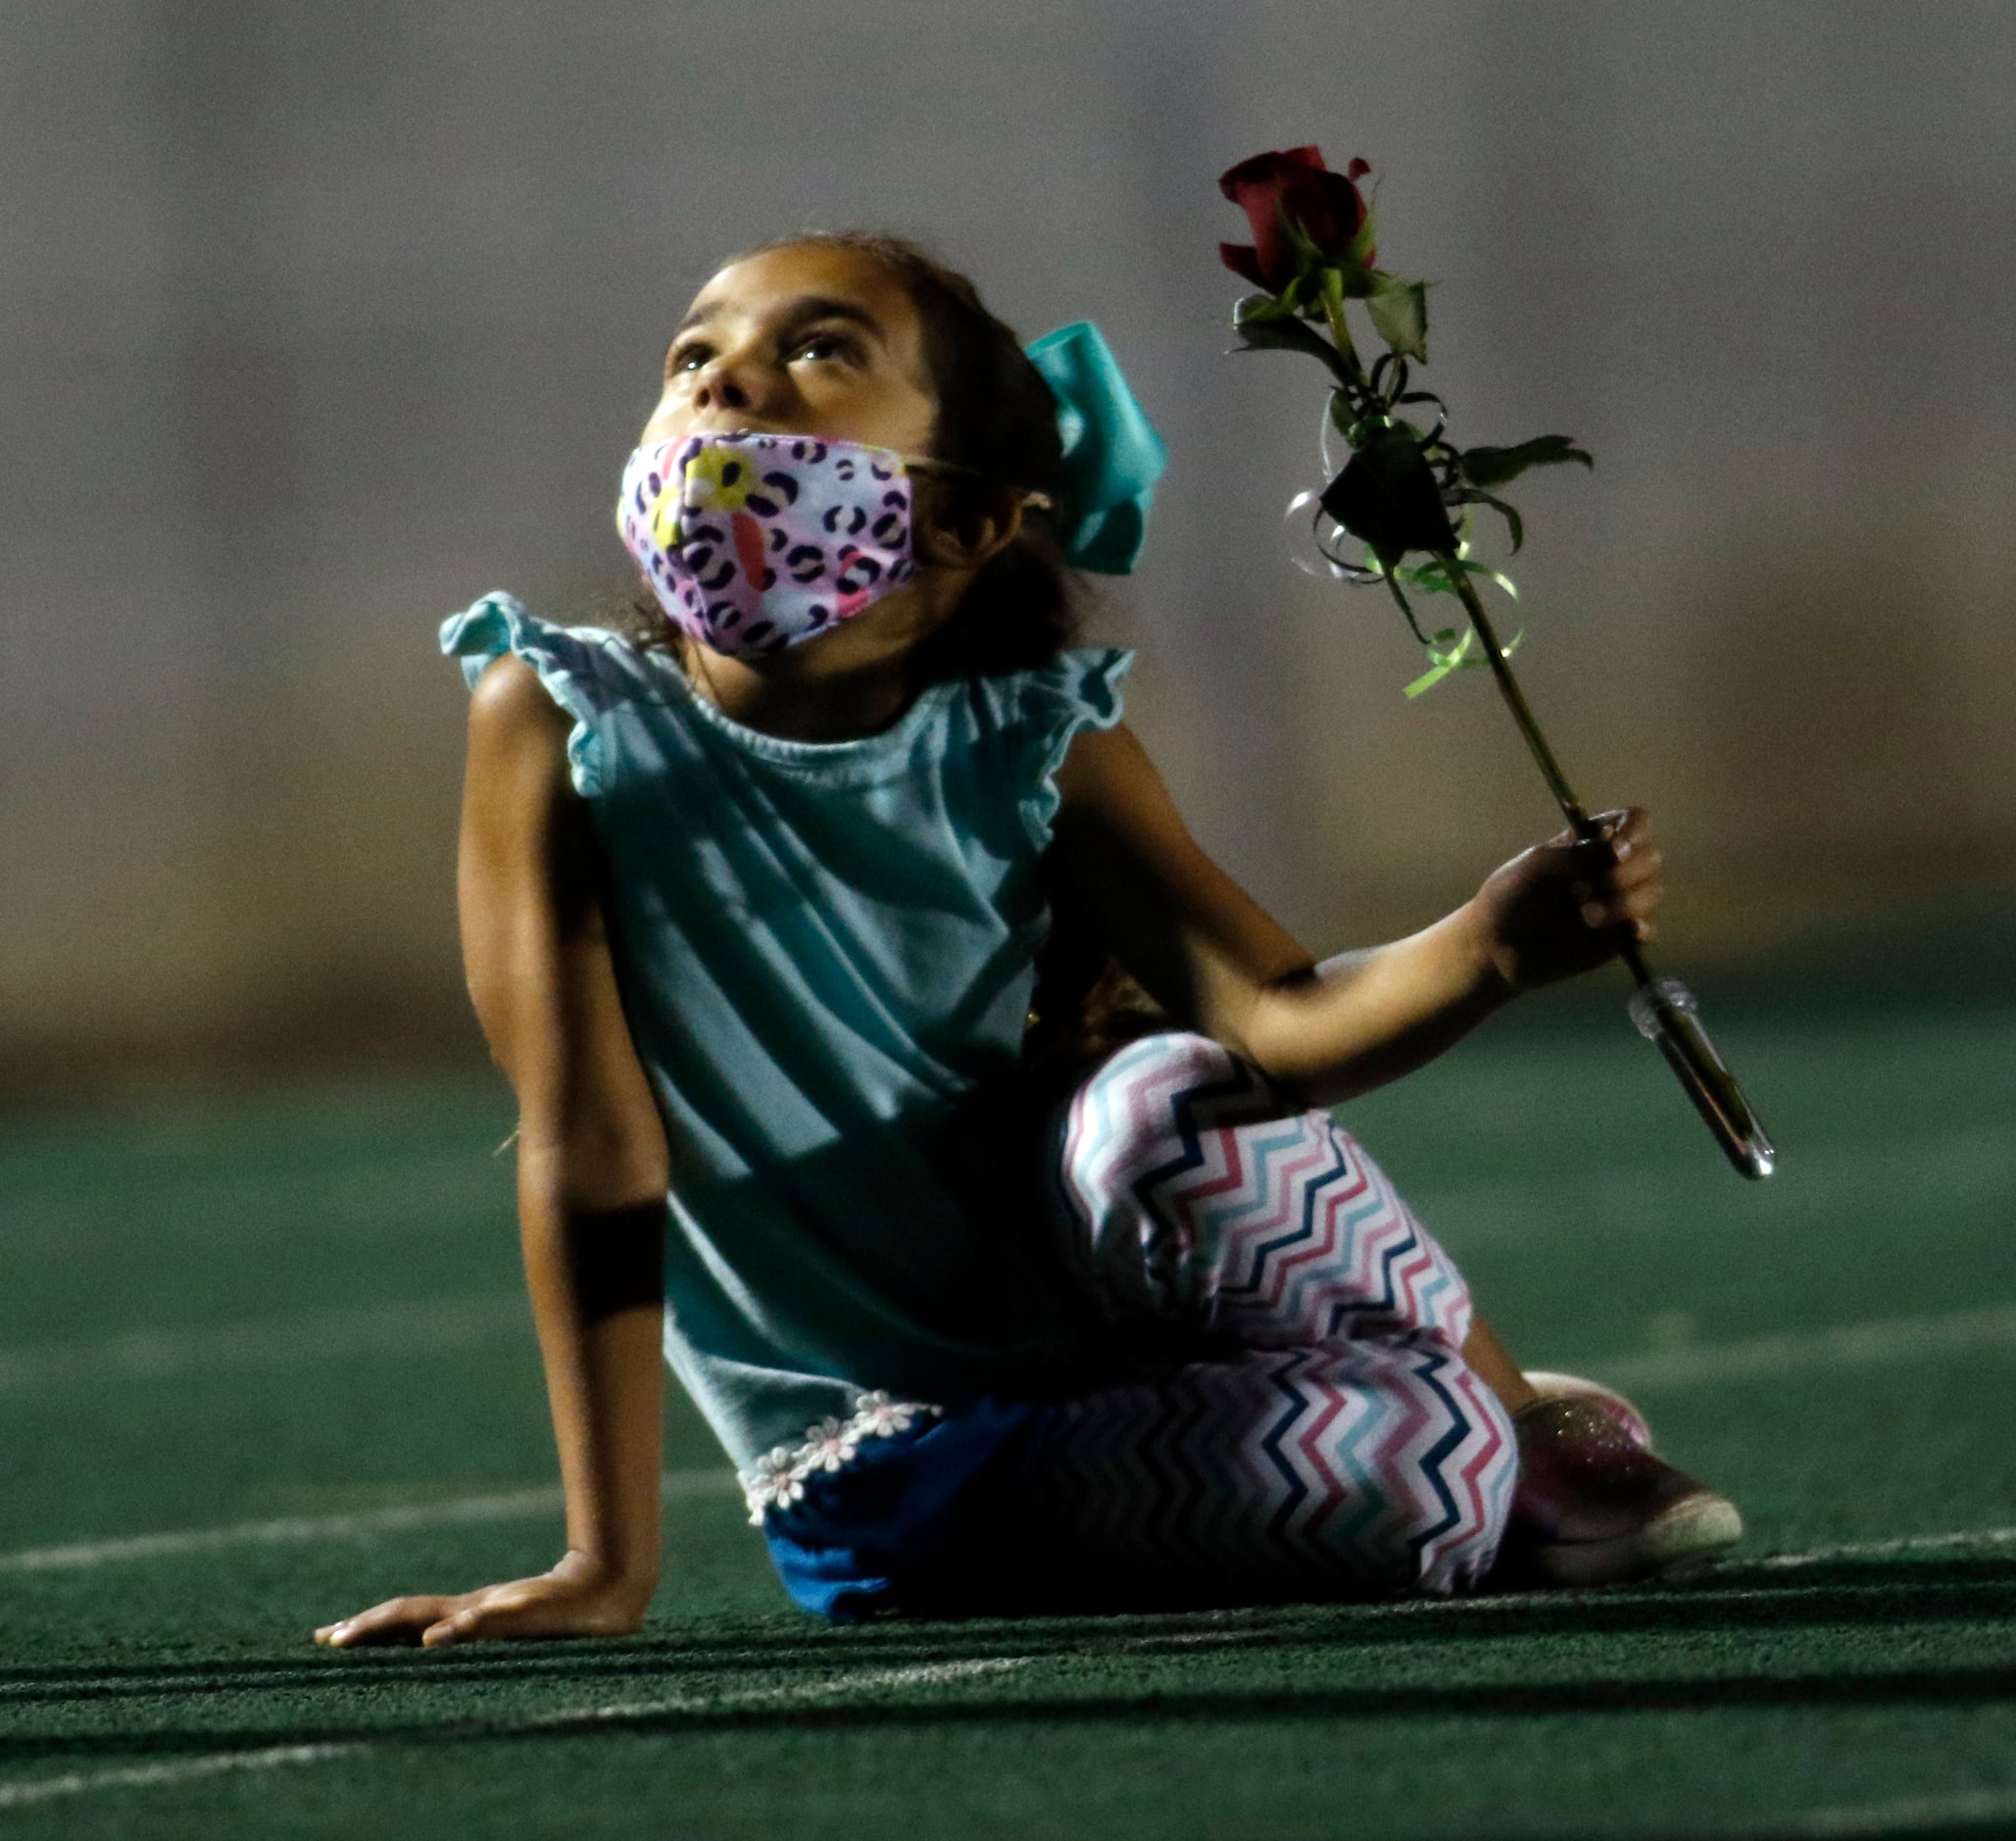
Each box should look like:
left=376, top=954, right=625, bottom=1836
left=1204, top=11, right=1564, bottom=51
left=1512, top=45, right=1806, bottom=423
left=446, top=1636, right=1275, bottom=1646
left=651, top=441, right=758, bottom=548
left=688, top=443, right=760, bottom=510
left=648, top=481, right=682, bottom=550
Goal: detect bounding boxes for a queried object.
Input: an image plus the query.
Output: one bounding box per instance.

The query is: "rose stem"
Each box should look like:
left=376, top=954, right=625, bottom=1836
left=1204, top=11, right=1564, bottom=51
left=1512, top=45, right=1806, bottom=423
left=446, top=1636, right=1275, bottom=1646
left=1441, top=556, right=1768, bottom=1169
left=1319, top=292, right=1371, bottom=397
left=1442, top=563, right=1598, bottom=831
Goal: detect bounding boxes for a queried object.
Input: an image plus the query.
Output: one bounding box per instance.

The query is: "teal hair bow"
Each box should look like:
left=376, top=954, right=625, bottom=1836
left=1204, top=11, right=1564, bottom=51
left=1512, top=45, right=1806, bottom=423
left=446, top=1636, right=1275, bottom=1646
left=1024, top=322, right=1168, bottom=574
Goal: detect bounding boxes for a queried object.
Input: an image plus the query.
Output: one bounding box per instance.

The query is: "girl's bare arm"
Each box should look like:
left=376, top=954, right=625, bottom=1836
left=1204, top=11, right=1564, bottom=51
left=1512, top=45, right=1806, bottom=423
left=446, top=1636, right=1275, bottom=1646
left=1050, top=721, right=1662, bottom=1108
left=317, top=656, right=671, bottom=1648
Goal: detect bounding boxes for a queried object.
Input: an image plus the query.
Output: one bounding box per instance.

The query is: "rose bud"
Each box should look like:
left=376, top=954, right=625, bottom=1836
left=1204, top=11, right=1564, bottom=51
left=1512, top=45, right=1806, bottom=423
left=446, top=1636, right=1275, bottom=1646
left=1218, top=146, right=1374, bottom=294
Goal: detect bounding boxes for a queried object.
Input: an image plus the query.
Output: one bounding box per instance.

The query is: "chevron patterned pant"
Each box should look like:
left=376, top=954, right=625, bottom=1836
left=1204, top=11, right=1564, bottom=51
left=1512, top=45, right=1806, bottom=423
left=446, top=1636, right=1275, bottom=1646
left=1008, top=1031, right=1516, bottom=1604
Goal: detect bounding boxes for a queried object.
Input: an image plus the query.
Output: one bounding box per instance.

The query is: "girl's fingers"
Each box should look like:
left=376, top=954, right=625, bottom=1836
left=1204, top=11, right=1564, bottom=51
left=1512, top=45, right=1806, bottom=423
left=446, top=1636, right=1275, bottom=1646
left=422, top=1583, right=538, bottom=1647
left=316, top=1595, right=456, bottom=1647
left=1588, top=809, right=1653, bottom=866
left=1585, top=847, right=1663, bottom=914
left=1599, top=877, right=1664, bottom=920
left=420, top=1584, right=601, bottom=1647
left=421, top=1606, right=485, bottom=1647
left=1581, top=877, right=1664, bottom=932
left=321, top=1572, right=646, bottom=1650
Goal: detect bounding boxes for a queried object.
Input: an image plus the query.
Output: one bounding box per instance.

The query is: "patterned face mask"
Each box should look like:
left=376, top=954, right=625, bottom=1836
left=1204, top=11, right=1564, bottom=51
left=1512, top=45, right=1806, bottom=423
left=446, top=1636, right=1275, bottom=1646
left=616, top=432, right=919, bottom=657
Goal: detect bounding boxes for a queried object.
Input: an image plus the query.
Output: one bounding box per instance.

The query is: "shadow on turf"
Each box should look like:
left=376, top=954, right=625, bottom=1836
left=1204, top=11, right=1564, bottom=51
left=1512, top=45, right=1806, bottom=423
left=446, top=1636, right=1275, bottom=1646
left=1, top=1558, right=2010, bottom=1718
left=4, top=1657, right=2016, bottom=1766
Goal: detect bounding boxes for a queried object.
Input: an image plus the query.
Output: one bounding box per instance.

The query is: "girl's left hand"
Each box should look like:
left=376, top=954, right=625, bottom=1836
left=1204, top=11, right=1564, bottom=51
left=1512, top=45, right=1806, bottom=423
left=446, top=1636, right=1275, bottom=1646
left=313, top=1549, right=653, bottom=1648
left=1471, top=807, right=1664, bottom=994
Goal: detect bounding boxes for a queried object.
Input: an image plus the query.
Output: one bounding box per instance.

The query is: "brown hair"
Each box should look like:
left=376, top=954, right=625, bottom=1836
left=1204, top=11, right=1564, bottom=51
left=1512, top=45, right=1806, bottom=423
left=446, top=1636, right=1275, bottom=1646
left=615, top=230, right=1082, bottom=680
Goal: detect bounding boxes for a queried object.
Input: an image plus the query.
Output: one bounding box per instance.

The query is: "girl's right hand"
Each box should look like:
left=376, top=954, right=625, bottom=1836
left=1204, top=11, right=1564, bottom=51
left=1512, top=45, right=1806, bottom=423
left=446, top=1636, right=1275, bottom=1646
left=313, top=1548, right=654, bottom=1648
left=1471, top=807, right=1664, bottom=993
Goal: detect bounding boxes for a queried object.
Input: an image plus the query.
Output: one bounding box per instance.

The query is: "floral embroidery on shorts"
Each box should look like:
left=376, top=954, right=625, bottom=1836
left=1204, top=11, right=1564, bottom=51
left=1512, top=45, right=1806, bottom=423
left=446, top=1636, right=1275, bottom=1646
left=740, top=1391, right=943, bottom=1525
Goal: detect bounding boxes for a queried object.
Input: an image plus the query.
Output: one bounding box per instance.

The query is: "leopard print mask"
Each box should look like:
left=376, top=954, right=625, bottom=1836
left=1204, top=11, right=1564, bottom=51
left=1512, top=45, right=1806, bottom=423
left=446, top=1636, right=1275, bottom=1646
left=616, top=432, right=918, bottom=657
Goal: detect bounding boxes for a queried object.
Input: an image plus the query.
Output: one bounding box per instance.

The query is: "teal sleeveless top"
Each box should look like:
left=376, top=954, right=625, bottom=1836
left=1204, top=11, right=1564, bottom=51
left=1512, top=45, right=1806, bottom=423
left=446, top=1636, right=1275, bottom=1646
left=442, top=593, right=1133, bottom=1506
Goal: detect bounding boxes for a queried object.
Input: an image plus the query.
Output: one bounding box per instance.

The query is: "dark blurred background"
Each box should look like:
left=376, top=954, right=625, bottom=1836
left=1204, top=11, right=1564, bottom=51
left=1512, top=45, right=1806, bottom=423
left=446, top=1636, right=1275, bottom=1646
left=6, top=0, right=2013, bottom=1094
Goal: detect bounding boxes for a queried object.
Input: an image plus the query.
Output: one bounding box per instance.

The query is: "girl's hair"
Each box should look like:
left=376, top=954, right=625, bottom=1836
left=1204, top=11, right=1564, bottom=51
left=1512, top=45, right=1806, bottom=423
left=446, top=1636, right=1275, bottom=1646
left=616, top=230, right=1082, bottom=680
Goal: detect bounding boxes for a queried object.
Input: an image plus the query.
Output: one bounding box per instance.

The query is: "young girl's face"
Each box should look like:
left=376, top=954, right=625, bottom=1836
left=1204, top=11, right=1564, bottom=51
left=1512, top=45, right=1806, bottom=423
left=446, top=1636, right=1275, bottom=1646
left=641, top=243, right=939, bottom=457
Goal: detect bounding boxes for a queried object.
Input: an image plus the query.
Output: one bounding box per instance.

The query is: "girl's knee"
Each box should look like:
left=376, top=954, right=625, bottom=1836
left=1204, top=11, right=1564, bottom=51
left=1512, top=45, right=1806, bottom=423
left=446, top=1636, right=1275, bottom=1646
left=1084, top=1029, right=1250, bottom=1102
left=1066, top=1030, right=1292, bottom=1167
left=1052, top=1032, right=1283, bottom=1297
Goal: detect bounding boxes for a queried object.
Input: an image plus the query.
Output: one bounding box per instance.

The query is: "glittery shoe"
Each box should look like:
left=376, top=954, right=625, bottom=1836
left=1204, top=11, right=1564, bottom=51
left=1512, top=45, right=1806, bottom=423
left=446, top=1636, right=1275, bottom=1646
left=1521, top=1370, right=1656, bottom=1454
left=1503, top=1394, right=1743, bottom=1586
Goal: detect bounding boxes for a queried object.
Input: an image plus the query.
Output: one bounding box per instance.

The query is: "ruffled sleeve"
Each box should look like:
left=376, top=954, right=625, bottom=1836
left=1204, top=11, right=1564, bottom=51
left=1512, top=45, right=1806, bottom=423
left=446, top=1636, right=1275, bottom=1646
left=439, top=591, right=619, bottom=800
left=1012, top=645, right=1134, bottom=849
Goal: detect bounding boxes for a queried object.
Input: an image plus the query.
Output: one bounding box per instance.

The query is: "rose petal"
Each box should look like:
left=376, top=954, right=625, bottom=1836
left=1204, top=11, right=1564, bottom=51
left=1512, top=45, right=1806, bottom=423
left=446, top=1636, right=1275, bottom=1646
left=1218, top=242, right=1271, bottom=289
left=1218, top=147, right=1303, bottom=199
left=1219, top=147, right=1370, bottom=290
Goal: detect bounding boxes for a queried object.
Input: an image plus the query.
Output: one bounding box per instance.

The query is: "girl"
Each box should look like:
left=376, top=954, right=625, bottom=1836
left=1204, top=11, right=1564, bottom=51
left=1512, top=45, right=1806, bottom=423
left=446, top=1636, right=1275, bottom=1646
left=315, top=232, right=1738, bottom=1647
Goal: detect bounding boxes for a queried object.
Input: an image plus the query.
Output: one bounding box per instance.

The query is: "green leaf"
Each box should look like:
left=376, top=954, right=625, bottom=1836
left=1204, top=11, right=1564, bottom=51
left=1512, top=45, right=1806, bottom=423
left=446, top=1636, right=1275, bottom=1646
left=1331, top=394, right=1415, bottom=454
left=1276, top=205, right=1326, bottom=279
left=1457, top=435, right=1593, bottom=491
left=1328, top=391, right=1392, bottom=453
left=1319, top=422, right=1457, bottom=572
left=1234, top=289, right=1295, bottom=324
left=1347, top=203, right=1378, bottom=269
left=1365, top=274, right=1429, bottom=362
left=1446, top=486, right=1524, bottom=553
left=1231, top=295, right=1356, bottom=387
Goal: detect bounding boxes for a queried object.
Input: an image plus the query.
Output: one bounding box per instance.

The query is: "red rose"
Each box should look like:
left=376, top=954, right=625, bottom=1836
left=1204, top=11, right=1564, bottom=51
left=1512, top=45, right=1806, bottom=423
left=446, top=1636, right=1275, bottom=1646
left=1218, top=147, right=1374, bottom=294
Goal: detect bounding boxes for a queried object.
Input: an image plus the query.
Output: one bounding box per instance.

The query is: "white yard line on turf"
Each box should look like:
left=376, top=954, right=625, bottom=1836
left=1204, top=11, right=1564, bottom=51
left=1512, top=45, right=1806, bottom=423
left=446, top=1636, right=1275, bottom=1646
left=1301, top=1525, right=2016, bottom=1618
left=6, top=1302, right=2014, bottom=1576
left=1776, top=1785, right=2016, bottom=1836
left=3, top=1151, right=505, bottom=1257
left=0, top=1745, right=363, bottom=1812
left=1752, top=1524, right=2016, bottom=1569
left=7, top=1290, right=2012, bottom=1404
left=0, top=1657, right=1032, bottom=1809
left=1406, top=1119, right=2016, bottom=1244
left=0, top=1470, right=738, bottom=1573
left=0, top=1292, right=527, bottom=1393
left=1584, top=1302, right=2016, bottom=1391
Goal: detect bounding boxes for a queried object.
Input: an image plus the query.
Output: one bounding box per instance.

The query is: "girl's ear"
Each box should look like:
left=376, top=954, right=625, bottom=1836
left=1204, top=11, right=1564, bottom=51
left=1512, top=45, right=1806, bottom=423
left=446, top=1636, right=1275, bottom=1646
left=913, top=477, right=1025, bottom=572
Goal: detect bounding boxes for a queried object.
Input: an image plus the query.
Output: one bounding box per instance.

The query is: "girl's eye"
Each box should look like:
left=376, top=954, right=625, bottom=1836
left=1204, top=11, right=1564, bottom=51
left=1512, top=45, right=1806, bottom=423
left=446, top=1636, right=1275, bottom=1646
left=792, top=331, right=858, bottom=364
left=663, top=327, right=860, bottom=379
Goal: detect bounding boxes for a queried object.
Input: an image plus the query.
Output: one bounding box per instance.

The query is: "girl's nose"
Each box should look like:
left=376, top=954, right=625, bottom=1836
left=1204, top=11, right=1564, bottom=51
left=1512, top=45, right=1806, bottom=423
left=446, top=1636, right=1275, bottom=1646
left=694, top=356, right=759, bottom=413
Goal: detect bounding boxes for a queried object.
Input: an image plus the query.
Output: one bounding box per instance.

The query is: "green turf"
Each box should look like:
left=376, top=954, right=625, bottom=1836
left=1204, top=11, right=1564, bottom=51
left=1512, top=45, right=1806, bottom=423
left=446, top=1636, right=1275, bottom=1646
left=2, top=1001, right=2013, bottom=1838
